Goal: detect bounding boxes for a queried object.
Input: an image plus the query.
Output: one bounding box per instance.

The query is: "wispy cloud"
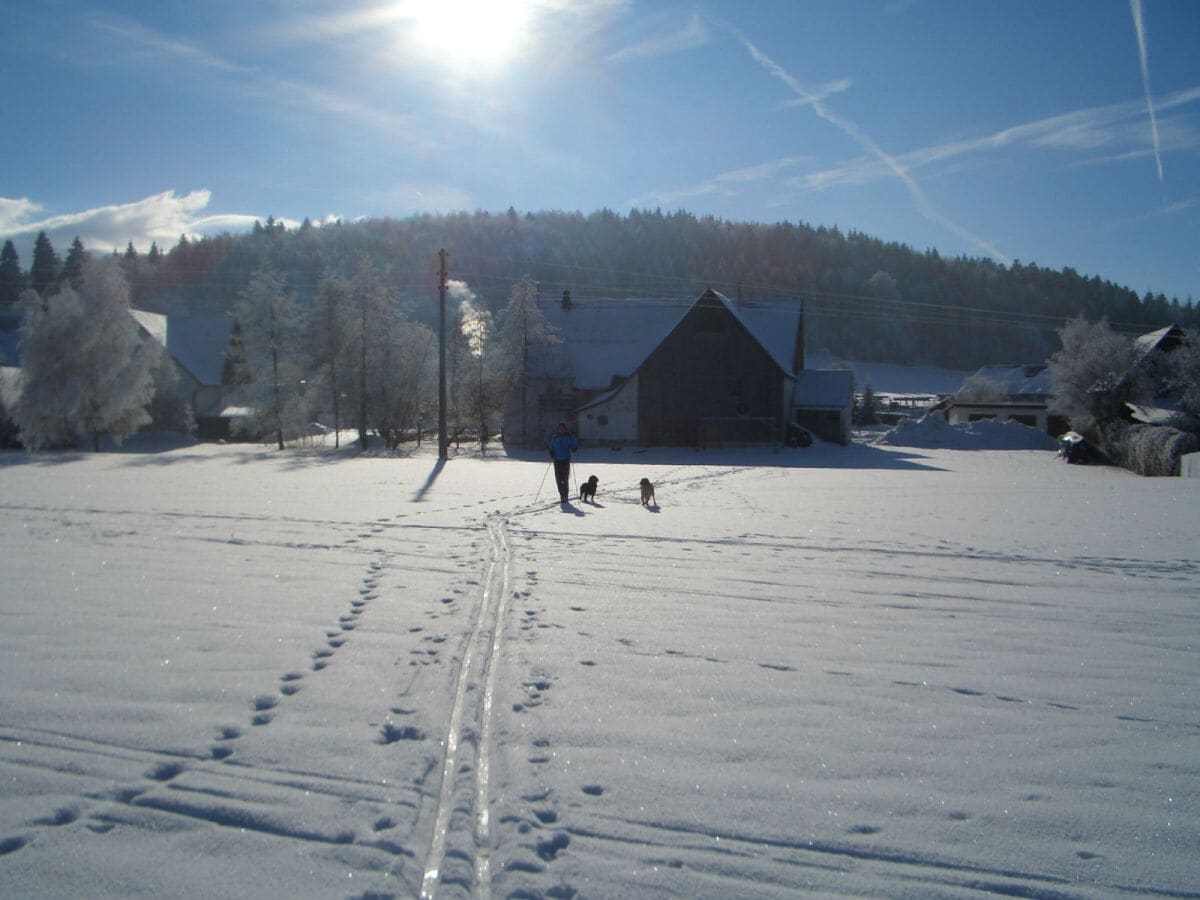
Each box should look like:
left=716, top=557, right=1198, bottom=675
left=88, top=12, right=424, bottom=142
left=0, top=190, right=265, bottom=256
left=607, top=12, right=709, bottom=63
left=1129, top=0, right=1164, bottom=181
left=0, top=198, right=44, bottom=234
left=627, top=155, right=811, bottom=209
left=736, top=33, right=1011, bottom=264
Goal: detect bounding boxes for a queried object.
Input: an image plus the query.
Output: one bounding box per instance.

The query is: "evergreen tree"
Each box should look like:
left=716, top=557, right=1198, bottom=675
left=13, top=258, right=159, bottom=450
left=29, top=231, right=59, bottom=298
left=0, top=240, right=22, bottom=307
left=61, top=237, right=87, bottom=290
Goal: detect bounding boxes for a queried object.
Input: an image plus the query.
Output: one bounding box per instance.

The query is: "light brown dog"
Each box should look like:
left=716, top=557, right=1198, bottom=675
left=639, top=477, right=655, bottom=507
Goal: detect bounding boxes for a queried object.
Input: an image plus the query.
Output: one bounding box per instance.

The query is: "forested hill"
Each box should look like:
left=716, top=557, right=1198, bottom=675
left=116, top=209, right=1198, bottom=371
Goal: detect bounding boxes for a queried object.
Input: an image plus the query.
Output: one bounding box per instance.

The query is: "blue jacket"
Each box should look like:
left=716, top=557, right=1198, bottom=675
left=548, top=432, right=578, bottom=461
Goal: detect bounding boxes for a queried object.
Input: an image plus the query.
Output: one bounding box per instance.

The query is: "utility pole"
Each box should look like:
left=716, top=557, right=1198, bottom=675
left=438, top=248, right=448, bottom=460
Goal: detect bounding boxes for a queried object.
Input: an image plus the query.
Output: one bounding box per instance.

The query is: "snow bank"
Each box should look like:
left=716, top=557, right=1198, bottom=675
left=877, top=413, right=1060, bottom=450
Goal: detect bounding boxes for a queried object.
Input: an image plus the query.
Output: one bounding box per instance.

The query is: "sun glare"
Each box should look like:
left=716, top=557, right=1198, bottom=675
left=403, top=0, right=534, bottom=69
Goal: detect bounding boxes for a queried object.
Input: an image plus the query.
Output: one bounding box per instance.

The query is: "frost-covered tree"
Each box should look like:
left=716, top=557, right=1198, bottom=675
left=307, top=274, right=354, bottom=448
left=458, top=290, right=499, bottom=448
left=14, top=259, right=159, bottom=450
left=495, top=275, right=560, bottom=443
left=231, top=266, right=308, bottom=450
left=342, top=270, right=396, bottom=451
left=368, top=316, right=437, bottom=449
left=1048, top=316, right=1149, bottom=433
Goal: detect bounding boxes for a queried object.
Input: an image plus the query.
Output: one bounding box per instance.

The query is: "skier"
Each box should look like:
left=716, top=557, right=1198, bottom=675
left=547, top=422, right=578, bottom=504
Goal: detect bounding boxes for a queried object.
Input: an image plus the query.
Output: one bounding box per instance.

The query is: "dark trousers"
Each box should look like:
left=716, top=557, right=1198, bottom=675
left=553, top=458, right=571, bottom=501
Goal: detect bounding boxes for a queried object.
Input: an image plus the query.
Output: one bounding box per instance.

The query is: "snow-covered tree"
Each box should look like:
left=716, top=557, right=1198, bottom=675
left=458, top=289, right=498, bottom=447
left=1048, top=316, right=1149, bottom=433
left=342, top=270, right=397, bottom=451
left=230, top=266, right=308, bottom=450
left=495, top=275, right=560, bottom=444
left=307, top=274, right=354, bottom=448
left=368, top=317, right=437, bottom=449
left=13, top=258, right=159, bottom=450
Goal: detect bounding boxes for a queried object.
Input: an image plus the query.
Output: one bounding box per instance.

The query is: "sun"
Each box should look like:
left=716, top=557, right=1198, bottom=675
left=402, top=0, right=534, bottom=70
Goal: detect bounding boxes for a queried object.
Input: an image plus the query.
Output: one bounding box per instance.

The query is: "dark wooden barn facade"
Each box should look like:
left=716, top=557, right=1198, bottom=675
left=512, top=289, right=805, bottom=448
left=636, top=290, right=791, bottom=446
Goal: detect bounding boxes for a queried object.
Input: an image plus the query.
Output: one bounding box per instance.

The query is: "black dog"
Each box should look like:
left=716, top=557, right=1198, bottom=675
left=580, top=475, right=599, bottom=503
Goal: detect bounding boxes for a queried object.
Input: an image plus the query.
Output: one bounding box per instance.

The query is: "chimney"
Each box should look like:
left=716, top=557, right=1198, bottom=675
left=561, top=289, right=572, bottom=311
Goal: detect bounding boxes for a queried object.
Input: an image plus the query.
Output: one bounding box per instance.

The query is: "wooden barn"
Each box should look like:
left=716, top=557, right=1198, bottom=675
left=508, top=289, right=807, bottom=448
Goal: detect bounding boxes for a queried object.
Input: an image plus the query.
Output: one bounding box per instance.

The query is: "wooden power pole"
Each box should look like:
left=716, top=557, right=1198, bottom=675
left=438, top=248, right=448, bottom=460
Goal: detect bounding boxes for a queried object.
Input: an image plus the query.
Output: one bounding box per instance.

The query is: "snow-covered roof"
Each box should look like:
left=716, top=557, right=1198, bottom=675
left=530, top=291, right=801, bottom=390
left=130, top=309, right=234, bottom=387
left=1134, top=324, right=1185, bottom=358
left=957, top=364, right=1054, bottom=399
left=794, top=369, right=853, bottom=408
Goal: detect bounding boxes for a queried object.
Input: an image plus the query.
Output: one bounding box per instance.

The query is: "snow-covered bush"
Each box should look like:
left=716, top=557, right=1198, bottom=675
left=1102, top=420, right=1200, bottom=477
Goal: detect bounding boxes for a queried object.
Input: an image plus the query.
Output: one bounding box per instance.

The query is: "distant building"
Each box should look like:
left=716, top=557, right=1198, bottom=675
left=939, top=364, right=1065, bottom=436
left=130, top=310, right=237, bottom=438
left=508, top=288, right=851, bottom=448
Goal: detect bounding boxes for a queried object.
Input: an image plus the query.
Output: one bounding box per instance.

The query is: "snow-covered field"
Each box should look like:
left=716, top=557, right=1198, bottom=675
left=1, top=433, right=1197, bottom=899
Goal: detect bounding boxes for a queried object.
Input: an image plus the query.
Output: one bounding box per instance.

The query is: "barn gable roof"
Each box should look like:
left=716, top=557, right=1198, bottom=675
left=530, top=290, right=802, bottom=390
left=130, top=310, right=233, bottom=387
left=1134, top=323, right=1185, bottom=358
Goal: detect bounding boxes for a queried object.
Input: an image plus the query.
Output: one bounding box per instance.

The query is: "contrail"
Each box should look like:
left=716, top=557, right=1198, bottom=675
left=737, top=33, right=1010, bottom=264
left=1130, top=0, right=1164, bottom=181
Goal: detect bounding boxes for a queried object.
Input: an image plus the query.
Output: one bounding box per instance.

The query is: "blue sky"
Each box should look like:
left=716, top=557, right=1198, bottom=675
left=2, top=0, right=1198, bottom=302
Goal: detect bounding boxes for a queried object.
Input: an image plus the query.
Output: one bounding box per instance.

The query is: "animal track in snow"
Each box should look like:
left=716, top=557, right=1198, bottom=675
left=147, top=761, right=186, bottom=782
left=0, top=836, right=28, bottom=856
left=31, top=807, right=80, bottom=827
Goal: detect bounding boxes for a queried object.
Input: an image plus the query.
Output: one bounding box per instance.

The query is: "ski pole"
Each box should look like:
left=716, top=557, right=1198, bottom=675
left=535, top=460, right=552, bottom=501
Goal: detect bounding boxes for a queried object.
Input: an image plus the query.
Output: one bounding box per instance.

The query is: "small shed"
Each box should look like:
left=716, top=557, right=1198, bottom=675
left=793, top=369, right=854, bottom=444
